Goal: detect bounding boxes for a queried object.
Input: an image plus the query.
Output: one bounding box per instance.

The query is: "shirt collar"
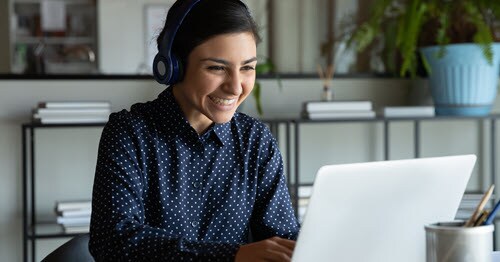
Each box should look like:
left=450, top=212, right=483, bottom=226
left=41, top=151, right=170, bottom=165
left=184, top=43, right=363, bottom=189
left=212, top=121, right=231, bottom=146
left=156, top=87, right=230, bottom=146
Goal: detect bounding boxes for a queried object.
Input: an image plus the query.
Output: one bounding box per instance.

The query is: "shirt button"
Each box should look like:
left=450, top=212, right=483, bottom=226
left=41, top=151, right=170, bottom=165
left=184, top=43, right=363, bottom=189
left=191, top=221, right=198, bottom=227
left=193, top=181, right=201, bottom=188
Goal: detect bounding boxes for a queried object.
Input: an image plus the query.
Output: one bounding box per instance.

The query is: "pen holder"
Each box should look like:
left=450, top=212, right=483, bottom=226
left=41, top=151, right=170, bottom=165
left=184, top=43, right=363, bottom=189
left=425, top=221, right=494, bottom=262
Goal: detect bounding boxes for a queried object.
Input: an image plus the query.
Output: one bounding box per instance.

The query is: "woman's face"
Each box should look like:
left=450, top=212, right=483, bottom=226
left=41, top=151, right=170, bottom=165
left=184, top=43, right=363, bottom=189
left=172, top=32, right=257, bottom=133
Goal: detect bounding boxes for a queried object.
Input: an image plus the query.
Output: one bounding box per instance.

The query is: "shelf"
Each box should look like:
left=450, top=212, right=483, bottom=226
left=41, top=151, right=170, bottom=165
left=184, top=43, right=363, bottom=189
left=295, top=114, right=500, bottom=123
left=14, top=0, right=93, bottom=4
left=23, top=122, right=106, bottom=128
left=28, top=223, right=87, bottom=239
left=15, top=36, right=95, bottom=45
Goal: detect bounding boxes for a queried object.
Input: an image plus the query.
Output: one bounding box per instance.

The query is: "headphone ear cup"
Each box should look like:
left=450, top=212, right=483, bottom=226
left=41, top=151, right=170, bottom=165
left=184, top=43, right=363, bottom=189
left=153, top=54, right=172, bottom=85
left=169, top=54, right=183, bottom=84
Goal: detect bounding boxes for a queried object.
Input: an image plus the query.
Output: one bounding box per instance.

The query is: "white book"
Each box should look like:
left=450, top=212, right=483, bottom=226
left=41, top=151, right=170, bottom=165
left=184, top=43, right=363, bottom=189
left=63, top=225, right=90, bottom=234
left=56, top=200, right=92, bottom=212
left=38, top=101, right=111, bottom=109
left=34, top=116, right=109, bottom=124
left=36, top=108, right=111, bottom=116
left=298, top=185, right=313, bottom=198
left=58, top=208, right=92, bottom=218
left=382, top=106, right=435, bottom=118
left=304, top=111, right=376, bottom=120
left=303, top=101, right=372, bottom=112
left=56, top=216, right=90, bottom=226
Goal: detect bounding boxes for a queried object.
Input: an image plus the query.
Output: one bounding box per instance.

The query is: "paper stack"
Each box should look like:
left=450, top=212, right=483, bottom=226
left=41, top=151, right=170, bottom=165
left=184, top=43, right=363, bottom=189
left=55, top=200, right=92, bottom=234
left=302, top=100, right=375, bottom=120
left=33, top=101, right=111, bottom=124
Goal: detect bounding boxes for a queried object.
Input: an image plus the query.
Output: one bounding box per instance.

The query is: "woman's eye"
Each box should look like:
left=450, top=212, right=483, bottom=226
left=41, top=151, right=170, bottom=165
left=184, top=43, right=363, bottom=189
left=241, top=66, right=255, bottom=71
left=207, top=66, right=225, bottom=71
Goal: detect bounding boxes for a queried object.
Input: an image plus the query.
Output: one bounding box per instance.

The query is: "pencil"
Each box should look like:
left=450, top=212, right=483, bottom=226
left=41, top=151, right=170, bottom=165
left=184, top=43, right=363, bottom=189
left=465, top=184, right=495, bottom=227
left=473, top=210, right=489, bottom=227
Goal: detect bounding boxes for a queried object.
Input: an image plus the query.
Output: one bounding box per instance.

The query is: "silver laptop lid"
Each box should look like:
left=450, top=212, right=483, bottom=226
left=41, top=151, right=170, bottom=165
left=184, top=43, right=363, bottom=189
left=292, top=155, right=476, bottom=262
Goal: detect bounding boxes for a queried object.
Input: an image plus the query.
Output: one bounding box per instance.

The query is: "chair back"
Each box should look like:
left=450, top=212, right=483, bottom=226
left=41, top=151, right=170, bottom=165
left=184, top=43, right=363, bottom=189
left=41, top=233, right=94, bottom=262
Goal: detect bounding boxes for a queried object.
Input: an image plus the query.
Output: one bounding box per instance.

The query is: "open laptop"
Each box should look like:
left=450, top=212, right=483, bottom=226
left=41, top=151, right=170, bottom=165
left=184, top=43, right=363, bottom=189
left=292, top=155, right=477, bottom=262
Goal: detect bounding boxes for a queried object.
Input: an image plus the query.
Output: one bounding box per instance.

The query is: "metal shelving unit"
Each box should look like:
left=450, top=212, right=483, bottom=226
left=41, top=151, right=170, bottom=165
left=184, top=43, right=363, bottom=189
left=290, top=115, right=500, bottom=227
left=22, top=122, right=105, bottom=262
left=22, top=115, right=500, bottom=261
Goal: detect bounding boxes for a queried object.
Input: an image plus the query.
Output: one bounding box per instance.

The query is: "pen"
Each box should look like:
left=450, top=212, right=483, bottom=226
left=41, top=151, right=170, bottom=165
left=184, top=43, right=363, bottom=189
left=465, top=184, right=495, bottom=227
left=483, top=198, right=500, bottom=225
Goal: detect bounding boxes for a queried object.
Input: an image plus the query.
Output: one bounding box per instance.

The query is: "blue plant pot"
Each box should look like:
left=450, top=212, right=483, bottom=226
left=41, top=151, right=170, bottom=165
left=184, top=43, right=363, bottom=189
left=420, top=43, right=500, bottom=116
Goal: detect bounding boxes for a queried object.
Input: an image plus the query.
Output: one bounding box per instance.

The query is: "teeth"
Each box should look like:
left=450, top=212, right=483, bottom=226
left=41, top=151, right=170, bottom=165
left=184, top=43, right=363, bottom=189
left=210, top=96, right=236, bottom=105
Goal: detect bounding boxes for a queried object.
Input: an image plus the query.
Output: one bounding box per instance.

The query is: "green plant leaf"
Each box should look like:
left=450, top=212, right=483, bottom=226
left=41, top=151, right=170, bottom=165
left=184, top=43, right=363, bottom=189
left=464, top=2, right=494, bottom=64
left=252, top=82, right=263, bottom=116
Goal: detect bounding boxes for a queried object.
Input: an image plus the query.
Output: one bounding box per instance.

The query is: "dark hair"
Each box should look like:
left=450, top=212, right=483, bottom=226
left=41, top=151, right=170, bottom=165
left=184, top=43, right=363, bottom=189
left=156, top=0, right=261, bottom=68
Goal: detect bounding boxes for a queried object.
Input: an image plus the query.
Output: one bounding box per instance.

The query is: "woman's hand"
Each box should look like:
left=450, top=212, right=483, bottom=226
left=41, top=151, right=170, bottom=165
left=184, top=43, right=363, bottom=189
left=235, top=236, right=296, bottom=262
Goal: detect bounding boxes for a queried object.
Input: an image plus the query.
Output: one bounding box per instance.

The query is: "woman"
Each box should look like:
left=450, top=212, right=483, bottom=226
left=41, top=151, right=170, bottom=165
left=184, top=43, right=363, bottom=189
left=89, top=0, right=299, bottom=261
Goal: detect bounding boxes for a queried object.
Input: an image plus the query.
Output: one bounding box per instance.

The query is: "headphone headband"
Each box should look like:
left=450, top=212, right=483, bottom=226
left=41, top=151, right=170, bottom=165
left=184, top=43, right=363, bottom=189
left=153, top=0, right=250, bottom=86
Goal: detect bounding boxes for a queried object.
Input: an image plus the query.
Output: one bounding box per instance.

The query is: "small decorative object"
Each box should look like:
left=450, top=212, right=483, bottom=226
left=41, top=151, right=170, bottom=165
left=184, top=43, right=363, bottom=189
left=317, top=64, right=334, bottom=101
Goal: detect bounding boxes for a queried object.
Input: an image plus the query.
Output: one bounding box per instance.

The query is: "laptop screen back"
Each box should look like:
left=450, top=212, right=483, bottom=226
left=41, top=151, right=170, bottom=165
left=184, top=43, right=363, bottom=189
left=292, top=155, right=476, bottom=262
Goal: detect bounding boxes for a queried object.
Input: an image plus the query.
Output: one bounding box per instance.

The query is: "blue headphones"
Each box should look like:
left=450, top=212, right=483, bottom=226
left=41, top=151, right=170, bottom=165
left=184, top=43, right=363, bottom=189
left=152, top=0, right=202, bottom=86
left=152, top=0, right=250, bottom=86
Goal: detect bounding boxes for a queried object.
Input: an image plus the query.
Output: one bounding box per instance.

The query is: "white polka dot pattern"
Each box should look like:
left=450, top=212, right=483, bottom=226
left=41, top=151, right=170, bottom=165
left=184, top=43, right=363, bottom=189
left=89, top=87, right=300, bottom=261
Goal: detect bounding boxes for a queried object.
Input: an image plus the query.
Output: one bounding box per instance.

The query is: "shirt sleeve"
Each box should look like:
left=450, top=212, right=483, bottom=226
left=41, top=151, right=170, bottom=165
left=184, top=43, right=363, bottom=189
left=89, top=113, right=240, bottom=261
left=250, top=130, right=300, bottom=241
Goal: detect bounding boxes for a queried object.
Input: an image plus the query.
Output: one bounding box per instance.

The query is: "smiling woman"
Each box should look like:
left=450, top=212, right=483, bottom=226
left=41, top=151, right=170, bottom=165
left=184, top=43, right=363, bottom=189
left=88, top=0, right=300, bottom=261
left=173, top=33, right=257, bottom=133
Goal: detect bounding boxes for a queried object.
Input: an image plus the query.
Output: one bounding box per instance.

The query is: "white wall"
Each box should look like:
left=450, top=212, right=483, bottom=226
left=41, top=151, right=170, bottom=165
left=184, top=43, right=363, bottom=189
left=98, top=0, right=176, bottom=74
left=1, top=77, right=500, bottom=260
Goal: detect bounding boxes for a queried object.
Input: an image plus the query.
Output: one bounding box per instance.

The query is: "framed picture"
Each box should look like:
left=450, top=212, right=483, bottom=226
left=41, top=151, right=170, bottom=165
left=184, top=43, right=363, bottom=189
left=144, top=4, right=171, bottom=73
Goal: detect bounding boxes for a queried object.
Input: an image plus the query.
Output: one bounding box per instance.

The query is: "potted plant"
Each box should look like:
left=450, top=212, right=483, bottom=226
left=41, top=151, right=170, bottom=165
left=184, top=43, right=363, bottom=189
left=349, top=0, right=500, bottom=116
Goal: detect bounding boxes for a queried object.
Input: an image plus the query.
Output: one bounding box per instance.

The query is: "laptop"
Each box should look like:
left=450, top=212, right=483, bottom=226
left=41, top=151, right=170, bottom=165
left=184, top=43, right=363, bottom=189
left=292, top=155, right=477, bottom=262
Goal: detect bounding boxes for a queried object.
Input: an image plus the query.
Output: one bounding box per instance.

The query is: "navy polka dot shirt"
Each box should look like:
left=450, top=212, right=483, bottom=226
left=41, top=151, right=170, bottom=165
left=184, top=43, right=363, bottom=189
left=89, top=87, right=300, bottom=261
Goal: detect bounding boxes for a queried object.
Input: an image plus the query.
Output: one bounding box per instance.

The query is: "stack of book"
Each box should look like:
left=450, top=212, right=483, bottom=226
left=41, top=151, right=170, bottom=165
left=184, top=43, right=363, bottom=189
left=55, top=200, right=92, bottom=234
left=33, top=101, right=111, bottom=124
left=302, top=100, right=375, bottom=120
left=297, top=185, right=313, bottom=223
left=380, top=106, right=435, bottom=118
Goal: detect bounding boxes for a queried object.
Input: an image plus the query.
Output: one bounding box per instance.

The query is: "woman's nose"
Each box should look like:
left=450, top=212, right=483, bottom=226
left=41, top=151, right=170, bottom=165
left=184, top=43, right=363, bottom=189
left=224, top=71, right=243, bottom=95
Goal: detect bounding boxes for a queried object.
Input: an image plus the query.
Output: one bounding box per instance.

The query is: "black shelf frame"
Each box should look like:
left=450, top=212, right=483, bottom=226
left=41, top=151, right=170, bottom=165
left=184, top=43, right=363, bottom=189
left=290, top=115, right=500, bottom=221
left=22, top=115, right=500, bottom=261
left=22, top=122, right=106, bottom=262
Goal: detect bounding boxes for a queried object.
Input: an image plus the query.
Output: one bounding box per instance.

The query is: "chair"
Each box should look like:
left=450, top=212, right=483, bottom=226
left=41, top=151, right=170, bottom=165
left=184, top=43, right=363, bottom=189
left=41, top=233, right=95, bottom=262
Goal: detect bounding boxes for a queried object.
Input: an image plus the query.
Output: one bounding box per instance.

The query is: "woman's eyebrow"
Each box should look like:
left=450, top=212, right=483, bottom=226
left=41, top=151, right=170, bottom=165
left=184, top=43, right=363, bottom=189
left=200, top=57, right=257, bottom=66
left=242, top=57, right=257, bottom=65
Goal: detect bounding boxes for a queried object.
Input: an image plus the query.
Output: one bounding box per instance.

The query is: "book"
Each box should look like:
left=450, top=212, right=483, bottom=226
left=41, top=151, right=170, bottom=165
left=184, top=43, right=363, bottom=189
left=63, top=224, right=90, bottom=234
left=298, top=185, right=313, bottom=198
left=56, top=200, right=92, bottom=212
left=33, top=116, right=109, bottom=124
left=35, top=108, right=111, bottom=116
left=38, top=101, right=111, bottom=109
left=303, top=110, right=376, bottom=120
left=381, top=106, right=435, bottom=118
left=58, top=208, right=92, bottom=218
left=56, top=216, right=91, bottom=226
left=303, top=101, right=372, bottom=112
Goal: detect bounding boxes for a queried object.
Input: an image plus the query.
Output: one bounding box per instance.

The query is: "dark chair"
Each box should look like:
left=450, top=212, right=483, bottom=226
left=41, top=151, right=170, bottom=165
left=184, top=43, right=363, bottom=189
left=41, top=233, right=95, bottom=262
